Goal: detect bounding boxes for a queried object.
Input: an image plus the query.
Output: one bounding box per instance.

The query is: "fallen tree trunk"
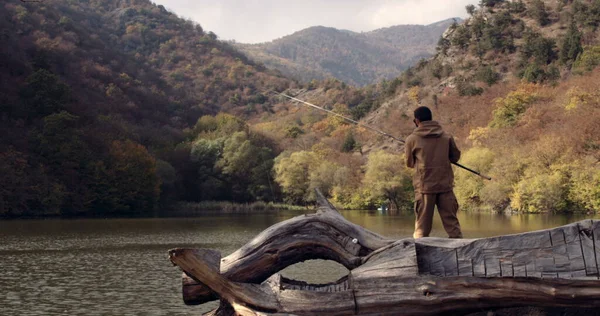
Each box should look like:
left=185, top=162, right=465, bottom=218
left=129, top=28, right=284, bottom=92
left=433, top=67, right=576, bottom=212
left=169, top=190, right=600, bottom=315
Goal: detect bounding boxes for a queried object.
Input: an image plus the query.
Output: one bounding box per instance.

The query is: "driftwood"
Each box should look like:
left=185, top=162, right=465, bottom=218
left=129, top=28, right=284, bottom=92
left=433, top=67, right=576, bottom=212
left=169, top=190, right=600, bottom=315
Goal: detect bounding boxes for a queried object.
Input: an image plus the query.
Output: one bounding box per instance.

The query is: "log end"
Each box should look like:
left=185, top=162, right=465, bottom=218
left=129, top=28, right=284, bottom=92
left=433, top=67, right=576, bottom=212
left=169, top=248, right=222, bottom=305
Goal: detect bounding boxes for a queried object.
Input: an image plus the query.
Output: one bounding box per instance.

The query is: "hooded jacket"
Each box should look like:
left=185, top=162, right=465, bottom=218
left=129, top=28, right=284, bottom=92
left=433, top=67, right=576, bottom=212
left=405, top=121, right=461, bottom=194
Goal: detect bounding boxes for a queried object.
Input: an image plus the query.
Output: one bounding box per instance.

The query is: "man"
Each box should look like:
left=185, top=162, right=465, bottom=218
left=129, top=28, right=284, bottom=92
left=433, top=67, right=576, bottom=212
left=405, top=106, right=463, bottom=239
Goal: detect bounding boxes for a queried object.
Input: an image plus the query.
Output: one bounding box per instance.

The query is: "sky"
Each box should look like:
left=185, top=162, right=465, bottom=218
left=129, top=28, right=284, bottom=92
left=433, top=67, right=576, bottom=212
left=152, top=0, right=479, bottom=44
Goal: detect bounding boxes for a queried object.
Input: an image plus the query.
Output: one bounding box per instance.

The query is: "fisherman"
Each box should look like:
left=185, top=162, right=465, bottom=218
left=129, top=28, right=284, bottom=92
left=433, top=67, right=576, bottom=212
left=405, top=106, right=463, bottom=239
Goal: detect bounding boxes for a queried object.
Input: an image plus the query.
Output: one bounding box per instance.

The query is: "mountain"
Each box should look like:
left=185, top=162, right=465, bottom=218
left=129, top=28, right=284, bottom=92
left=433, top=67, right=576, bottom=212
left=235, top=18, right=461, bottom=86
left=2, top=0, right=599, bottom=218
left=0, top=0, right=300, bottom=216
left=249, top=0, right=600, bottom=214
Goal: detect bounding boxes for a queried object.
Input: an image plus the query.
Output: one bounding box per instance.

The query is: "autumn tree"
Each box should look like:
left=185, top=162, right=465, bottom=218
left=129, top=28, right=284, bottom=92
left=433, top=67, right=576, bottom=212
left=107, top=140, right=160, bottom=213
left=363, top=151, right=412, bottom=211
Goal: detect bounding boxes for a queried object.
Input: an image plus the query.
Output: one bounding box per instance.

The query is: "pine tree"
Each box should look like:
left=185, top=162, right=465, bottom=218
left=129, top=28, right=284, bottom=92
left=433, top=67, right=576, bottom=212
left=560, top=21, right=583, bottom=66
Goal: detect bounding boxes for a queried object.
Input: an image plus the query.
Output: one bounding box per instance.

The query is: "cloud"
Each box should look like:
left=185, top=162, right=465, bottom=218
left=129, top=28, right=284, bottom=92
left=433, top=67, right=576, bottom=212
left=153, top=0, right=478, bottom=43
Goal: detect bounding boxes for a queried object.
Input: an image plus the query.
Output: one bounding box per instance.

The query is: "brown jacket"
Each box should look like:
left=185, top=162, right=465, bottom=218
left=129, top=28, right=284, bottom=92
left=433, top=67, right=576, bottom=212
left=405, top=121, right=461, bottom=194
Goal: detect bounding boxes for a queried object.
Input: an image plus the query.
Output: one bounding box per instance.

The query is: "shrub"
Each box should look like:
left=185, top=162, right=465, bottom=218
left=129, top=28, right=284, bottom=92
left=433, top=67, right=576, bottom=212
left=489, top=85, right=537, bottom=128
left=569, top=160, right=600, bottom=211
left=476, top=66, right=501, bottom=86
left=341, top=132, right=357, bottom=153
left=559, top=21, right=583, bottom=66
left=572, top=45, right=600, bottom=73
left=456, top=76, right=484, bottom=96
left=510, top=167, right=569, bottom=213
left=528, top=0, right=550, bottom=26
left=454, top=147, right=496, bottom=209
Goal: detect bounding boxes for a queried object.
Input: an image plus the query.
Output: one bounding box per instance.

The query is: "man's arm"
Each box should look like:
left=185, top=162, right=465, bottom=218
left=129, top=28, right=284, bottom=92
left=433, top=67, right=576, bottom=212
left=405, top=137, right=415, bottom=168
left=449, top=136, right=461, bottom=163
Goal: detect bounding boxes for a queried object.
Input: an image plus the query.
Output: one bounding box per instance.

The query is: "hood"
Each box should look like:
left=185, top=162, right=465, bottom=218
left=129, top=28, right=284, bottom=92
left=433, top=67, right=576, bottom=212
left=413, top=121, right=444, bottom=138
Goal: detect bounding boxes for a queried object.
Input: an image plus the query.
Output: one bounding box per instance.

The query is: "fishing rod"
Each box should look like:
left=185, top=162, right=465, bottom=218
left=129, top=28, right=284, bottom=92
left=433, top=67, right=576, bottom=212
left=271, top=91, right=492, bottom=181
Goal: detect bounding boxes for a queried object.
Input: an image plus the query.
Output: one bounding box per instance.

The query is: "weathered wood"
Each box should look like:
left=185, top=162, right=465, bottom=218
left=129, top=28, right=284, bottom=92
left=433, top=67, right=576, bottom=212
left=169, top=190, right=600, bottom=315
left=182, top=190, right=394, bottom=305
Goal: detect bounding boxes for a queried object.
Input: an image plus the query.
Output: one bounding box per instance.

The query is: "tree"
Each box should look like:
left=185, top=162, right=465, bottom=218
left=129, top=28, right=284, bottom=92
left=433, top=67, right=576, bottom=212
left=107, top=140, right=160, bottom=213
left=190, top=138, right=226, bottom=200
left=489, top=85, right=537, bottom=128
left=480, top=0, right=504, bottom=7
left=476, top=66, right=501, bottom=86
left=559, top=21, right=583, bottom=66
left=363, top=151, right=412, bottom=211
left=528, top=0, right=550, bottom=26
left=274, top=151, right=320, bottom=204
left=521, top=31, right=557, bottom=65
left=19, top=69, right=71, bottom=119
left=341, top=132, right=357, bottom=153
left=217, top=132, right=275, bottom=202
left=466, top=4, right=477, bottom=15
left=454, top=147, right=495, bottom=209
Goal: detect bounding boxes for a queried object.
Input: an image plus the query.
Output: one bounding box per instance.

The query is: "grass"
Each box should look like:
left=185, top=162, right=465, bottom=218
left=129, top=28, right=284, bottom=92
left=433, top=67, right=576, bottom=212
left=167, top=201, right=309, bottom=215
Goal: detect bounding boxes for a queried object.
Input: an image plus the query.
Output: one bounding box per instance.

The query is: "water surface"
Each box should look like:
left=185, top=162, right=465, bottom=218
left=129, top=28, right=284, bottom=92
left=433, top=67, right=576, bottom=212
left=1, top=210, right=598, bottom=315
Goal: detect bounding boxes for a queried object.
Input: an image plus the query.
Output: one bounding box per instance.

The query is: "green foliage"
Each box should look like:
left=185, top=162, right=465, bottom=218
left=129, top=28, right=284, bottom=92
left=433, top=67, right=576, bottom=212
left=341, top=132, right=357, bottom=153
left=571, top=0, right=600, bottom=30
left=521, top=62, right=560, bottom=83
left=217, top=132, right=275, bottom=201
left=274, top=151, right=318, bottom=204
left=476, top=66, right=501, bottom=86
left=528, top=0, right=550, bottom=26
left=194, top=115, right=218, bottom=134
left=508, top=0, right=526, bottom=14
left=19, top=69, right=71, bottom=119
left=437, top=36, right=450, bottom=55
left=350, top=101, right=373, bottom=120
left=466, top=4, right=477, bottom=15
left=511, top=167, right=570, bottom=213
left=569, top=161, right=600, bottom=211
left=520, top=31, right=557, bottom=65
left=107, top=140, right=161, bottom=213
left=573, top=45, right=600, bottom=72
left=489, top=85, right=537, bottom=128
left=454, top=147, right=496, bottom=209
left=559, top=21, right=583, bottom=66
left=362, top=151, right=412, bottom=211
left=451, top=25, right=472, bottom=50
left=285, top=125, right=304, bottom=139
left=480, top=0, right=504, bottom=7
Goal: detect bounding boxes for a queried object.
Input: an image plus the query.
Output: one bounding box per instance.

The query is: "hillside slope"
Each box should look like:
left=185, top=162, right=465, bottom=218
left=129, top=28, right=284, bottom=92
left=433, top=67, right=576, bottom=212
left=236, top=19, right=460, bottom=86
left=255, top=0, right=600, bottom=213
left=0, top=0, right=299, bottom=216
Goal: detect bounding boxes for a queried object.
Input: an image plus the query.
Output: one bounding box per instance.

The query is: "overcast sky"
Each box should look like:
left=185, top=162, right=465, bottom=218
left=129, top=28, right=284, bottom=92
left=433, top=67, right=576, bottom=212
left=152, top=0, right=479, bottom=43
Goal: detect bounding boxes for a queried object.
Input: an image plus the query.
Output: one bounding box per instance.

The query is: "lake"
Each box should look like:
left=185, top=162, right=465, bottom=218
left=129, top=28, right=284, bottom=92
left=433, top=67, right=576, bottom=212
left=1, top=210, right=599, bottom=315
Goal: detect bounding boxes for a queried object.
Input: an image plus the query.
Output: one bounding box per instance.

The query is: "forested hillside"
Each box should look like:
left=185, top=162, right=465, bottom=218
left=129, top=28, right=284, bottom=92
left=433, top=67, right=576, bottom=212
left=235, top=19, right=459, bottom=86
left=1, top=0, right=599, bottom=217
left=263, top=0, right=599, bottom=214
left=0, top=0, right=380, bottom=217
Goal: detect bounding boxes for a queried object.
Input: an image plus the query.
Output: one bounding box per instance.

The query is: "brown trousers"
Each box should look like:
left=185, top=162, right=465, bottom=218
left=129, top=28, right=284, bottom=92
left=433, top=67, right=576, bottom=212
left=413, top=191, right=463, bottom=239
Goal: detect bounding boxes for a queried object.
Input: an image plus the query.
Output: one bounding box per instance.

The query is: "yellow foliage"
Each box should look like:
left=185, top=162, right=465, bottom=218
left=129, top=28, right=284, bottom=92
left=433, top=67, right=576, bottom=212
left=467, top=127, right=490, bottom=146
left=328, top=103, right=351, bottom=127
left=565, top=87, right=593, bottom=111
left=454, top=147, right=495, bottom=209
left=408, top=86, right=421, bottom=105
left=362, top=150, right=412, bottom=210
left=489, top=84, right=538, bottom=128
left=568, top=159, right=600, bottom=211
left=510, top=166, right=569, bottom=213
left=311, top=143, right=335, bottom=160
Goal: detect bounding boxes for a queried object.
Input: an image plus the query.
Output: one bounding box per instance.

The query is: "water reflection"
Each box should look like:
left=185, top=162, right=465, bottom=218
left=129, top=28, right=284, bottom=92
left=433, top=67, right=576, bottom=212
left=0, top=211, right=598, bottom=315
